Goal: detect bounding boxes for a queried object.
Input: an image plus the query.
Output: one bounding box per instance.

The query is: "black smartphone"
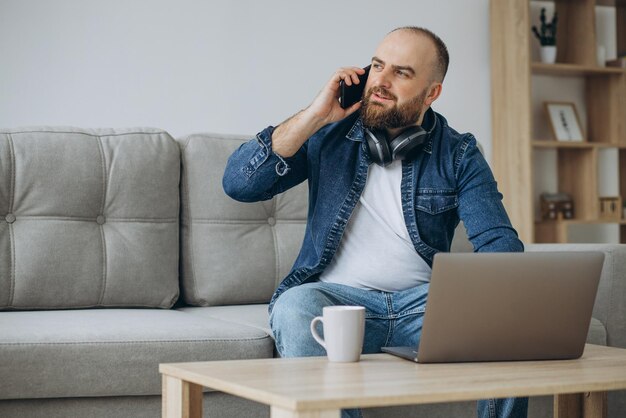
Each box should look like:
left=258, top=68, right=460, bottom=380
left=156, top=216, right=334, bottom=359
left=339, top=65, right=371, bottom=109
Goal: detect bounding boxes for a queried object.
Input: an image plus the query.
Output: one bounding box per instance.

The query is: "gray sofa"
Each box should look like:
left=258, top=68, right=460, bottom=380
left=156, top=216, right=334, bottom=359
left=1, top=127, right=625, bottom=418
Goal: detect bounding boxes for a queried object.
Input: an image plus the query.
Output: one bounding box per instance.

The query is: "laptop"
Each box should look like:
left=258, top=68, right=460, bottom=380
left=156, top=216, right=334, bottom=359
left=381, top=251, right=604, bottom=363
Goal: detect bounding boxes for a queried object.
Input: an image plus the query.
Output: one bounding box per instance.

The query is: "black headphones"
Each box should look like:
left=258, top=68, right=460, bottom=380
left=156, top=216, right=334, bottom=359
left=364, top=107, right=437, bottom=167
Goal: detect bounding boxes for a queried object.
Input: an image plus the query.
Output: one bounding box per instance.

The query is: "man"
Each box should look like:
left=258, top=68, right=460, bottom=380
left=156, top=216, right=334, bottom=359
left=223, top=27, right=527, bottom=418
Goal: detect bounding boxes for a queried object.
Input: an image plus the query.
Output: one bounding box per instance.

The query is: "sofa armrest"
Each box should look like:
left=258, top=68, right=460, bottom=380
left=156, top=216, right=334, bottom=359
left=525, top=243, right=626, bottom=349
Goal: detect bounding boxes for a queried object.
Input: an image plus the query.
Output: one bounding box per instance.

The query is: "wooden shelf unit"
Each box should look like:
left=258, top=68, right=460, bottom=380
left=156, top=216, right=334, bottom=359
left=490, top=0, right=626, bottom=243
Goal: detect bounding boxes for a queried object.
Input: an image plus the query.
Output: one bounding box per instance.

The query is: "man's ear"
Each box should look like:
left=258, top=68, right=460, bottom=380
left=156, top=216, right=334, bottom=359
left=424, top=82, right=442, bottom=106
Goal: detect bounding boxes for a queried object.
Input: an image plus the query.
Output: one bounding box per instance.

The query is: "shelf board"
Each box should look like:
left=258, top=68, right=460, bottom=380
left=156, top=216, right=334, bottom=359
left=536, top=219, right=626, bottom=226
left=596, top=0, right=626, bottom=6
left=531, top=62, right=625, bottom=76
left=532, top=140, right=626, bottom=149
left=528, top=0, right=626, bottom=6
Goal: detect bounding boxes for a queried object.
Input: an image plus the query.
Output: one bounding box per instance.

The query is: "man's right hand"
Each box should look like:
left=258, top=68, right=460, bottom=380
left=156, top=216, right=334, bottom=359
left=307, top=66, right=367, bottom=125
left=271, top=67, right=366, bottom=158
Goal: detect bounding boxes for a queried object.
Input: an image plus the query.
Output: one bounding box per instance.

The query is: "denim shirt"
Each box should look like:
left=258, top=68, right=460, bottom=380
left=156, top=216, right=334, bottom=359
left=223, top=110, right=523, bottom=312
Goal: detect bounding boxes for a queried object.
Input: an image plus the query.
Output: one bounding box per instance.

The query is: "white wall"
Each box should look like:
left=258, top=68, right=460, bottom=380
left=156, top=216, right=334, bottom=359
left=0, top=0, right=494, bottom=160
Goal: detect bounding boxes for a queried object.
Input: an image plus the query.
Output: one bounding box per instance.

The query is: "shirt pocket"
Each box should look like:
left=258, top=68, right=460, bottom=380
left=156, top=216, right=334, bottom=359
left=415, top=192, right=459, bottom=215
left=414, top=190, right=459, bottom=252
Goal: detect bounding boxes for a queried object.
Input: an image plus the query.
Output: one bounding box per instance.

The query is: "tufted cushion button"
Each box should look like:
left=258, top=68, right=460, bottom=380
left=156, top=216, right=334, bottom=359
left=5, top=213, right=16, bottom=223
left=267, top=217, right=276, bottom=226
left=96, top=215, right=106, bottom=225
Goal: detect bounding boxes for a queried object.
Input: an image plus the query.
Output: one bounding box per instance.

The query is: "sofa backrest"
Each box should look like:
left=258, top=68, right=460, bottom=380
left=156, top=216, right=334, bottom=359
left=178, top=134, right=307, bottom=306
left=0, top=127, right=474, bottom=310
left=0, top=127, right=180, bottom=310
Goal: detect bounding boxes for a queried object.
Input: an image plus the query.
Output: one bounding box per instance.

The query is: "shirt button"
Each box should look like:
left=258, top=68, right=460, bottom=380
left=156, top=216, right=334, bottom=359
left=267, top=217, right=276, bottom=226
left=5, top=213, right=16, bottom=223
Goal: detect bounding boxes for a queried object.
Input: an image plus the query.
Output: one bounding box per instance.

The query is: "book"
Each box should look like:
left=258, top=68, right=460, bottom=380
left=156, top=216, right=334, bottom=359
left=606, top=57, right=626, bottom=68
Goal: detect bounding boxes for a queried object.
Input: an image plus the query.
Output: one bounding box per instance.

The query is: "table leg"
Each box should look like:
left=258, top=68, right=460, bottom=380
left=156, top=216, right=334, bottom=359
left=554, top=393, right=581, bottom=418
left=162, top=375, right=203, bottom=418
left=270, top=406, right=341, bottom=418
left=582, top=392, right=607, bottom=418
left=554, top=392, right=607, bottom=418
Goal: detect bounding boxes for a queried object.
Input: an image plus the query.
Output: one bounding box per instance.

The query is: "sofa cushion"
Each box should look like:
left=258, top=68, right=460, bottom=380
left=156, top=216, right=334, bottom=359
left=588, top=317, right=607, bottom=346
left=178, top=134, right=307, bottom=306
left=177, top=304, right=272, bottom=336
left=0, top=392, right=269, bottom=418
left=0, top=127, right=180, bottom=309
left=0, top=309, right=274, bottom=399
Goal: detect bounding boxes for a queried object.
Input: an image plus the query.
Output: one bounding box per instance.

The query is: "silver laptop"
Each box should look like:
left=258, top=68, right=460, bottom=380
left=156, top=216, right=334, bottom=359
left=381, top=252, right=604, bottom=363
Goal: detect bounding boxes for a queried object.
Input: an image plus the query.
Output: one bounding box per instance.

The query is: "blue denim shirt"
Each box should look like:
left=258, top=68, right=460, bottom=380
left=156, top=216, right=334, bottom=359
left=223, top=110, right=523, bottom=311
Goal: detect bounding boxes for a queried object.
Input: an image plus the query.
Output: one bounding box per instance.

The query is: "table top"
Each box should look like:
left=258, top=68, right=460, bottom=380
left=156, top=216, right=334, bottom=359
left=159, top=344, right=626, bottom=411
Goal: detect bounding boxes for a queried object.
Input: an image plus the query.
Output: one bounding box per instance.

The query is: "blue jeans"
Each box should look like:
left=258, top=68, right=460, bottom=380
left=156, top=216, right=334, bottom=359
left=269, top=282, right=528, bottom=418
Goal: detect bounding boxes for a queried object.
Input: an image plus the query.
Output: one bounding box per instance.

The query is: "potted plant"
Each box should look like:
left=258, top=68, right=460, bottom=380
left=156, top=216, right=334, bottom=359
left=532, top=8, right=558, bottom=63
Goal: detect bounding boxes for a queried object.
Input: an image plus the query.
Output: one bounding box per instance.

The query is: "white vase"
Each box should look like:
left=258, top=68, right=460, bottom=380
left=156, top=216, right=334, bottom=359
left=596, top=45, right=606, bottom=67
left=540, top=46, right=557, bottom=64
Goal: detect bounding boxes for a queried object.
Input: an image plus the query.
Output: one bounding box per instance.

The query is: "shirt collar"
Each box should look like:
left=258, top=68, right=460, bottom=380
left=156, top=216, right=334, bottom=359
left=345, top=116, right=365, bottom=142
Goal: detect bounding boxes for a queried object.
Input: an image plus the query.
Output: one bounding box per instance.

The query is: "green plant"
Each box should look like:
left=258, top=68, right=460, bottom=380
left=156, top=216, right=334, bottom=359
left=532, top=8, right=558, bottom=46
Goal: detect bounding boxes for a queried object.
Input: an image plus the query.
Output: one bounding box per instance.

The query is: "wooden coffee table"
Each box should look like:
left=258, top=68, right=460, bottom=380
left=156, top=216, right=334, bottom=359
left=160, top=344, right=626, bottom=418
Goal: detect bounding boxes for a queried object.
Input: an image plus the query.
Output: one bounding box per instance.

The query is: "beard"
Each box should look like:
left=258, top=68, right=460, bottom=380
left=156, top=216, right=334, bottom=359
left=361, top=86, right=427, bottom=130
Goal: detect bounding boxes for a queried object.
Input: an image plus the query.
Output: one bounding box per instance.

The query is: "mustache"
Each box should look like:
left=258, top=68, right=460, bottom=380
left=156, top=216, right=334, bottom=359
left=365, top=86, right=397, bottom=102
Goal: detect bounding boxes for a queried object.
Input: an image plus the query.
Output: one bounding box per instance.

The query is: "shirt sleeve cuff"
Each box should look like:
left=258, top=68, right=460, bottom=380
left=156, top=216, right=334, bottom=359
left=254, top=126, right=291, bottom=177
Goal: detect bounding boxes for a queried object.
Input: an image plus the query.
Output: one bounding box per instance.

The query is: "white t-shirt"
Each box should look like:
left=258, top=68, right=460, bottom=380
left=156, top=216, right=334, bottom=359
left=319, top=159, right=432, bottom=292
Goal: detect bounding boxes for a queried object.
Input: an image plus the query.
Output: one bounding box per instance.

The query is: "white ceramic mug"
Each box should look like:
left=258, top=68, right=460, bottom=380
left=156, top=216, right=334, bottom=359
left=310, top=306, right=365, bottom=362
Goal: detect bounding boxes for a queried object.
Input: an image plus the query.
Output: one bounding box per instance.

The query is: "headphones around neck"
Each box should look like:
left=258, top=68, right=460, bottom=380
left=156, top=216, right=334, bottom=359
left=365, top=107, right=437, bottom=167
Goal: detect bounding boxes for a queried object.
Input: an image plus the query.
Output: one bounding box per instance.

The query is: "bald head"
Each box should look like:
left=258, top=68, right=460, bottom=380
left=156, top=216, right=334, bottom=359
left=388, top=27, right=449, bottom=83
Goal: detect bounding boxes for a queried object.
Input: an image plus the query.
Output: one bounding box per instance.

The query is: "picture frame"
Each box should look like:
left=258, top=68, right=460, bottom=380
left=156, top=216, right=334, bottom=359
left=544, top=102, right=585, bottom=142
